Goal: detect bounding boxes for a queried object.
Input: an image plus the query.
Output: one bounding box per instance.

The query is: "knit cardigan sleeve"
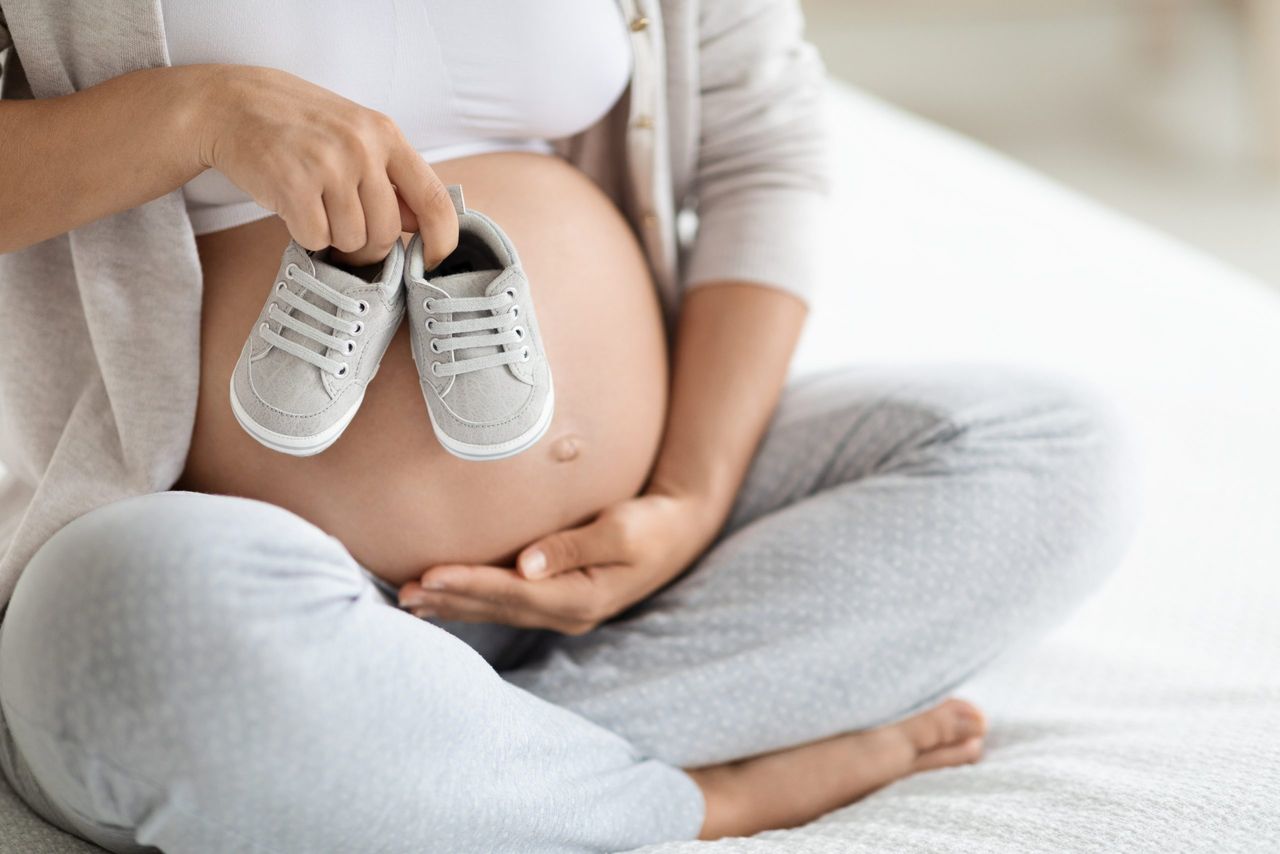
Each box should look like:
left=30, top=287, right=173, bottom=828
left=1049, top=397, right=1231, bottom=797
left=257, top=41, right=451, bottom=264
left=0, top=6, right=31, bottom=101
left=681, top=0, right=831, bottom=303
left=0, top=8, right=11, bottom=73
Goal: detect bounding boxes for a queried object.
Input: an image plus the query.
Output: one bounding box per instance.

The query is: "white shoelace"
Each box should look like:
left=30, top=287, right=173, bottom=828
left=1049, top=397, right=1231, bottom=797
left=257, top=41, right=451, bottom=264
left=424, top=289, right=529, bottom=378
left=259, top=263, right=368, bottom=377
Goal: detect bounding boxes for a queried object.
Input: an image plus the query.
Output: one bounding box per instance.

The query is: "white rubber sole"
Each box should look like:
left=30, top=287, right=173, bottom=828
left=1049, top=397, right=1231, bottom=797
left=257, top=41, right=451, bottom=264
left=229, top=375, right=364, bottom=457
left=426, top=379, right=556, bottom=462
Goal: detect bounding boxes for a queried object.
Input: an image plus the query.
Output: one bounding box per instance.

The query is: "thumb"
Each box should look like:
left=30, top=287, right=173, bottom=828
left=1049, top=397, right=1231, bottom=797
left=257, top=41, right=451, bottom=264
left=387, top=143, right=457, bottom=268
left=518, top=520, right=611, bottom=580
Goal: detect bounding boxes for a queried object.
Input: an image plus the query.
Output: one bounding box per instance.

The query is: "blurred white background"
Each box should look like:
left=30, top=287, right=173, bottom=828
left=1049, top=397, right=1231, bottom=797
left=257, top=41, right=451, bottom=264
left=802, top=0, right=1280, bottom=291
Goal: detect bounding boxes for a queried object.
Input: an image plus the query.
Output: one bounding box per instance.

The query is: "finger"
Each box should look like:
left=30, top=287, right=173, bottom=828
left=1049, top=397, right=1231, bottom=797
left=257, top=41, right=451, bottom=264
left=518, top=518, right=624, bottom=580
left=351, top=174, right=403, bottom=264
left=403, top=566, right=565, bottom=629
left=395, top=192, right=419, bottom=234
left=416, top=564, right=599, bottom=622
left=386, top=141, right=457, bottom=267
left=417, top=564, right=531, bottom=604
left=411, top=568, right=607, bottom=634
left=407, top=590, right=500, bottom=621
left=408, top=590, right=550, bottom=630
left=321, top=181, right=367, bottom=255
left=279, top=194, right=331, bottom=252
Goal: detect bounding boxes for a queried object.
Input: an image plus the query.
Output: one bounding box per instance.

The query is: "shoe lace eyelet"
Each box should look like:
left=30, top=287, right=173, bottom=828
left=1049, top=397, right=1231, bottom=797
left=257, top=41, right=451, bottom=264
left=504, top=287, right=517, bottom=300
left=520, top=347, right=530, bottom=362
left=425, top=317, right=437, bottom=332
left=423, top=298, right=435, bottom=312
left=429, top=339, right=441, bottom=354
left=335, top=363, right=350, bottom=378
left=430, top=361, right=443, bottom=377
left=344, top=340, right=356, bottom=355
left=352, top=321, right=365, bottom=335
left=513, top=326, right=525, bottom=340
left=276, top=281, right=287, bottom=293
left=259, top=321, right=270, bottom=335
left=285, top=264, right=298, bottom=279
left=356, top=300, right=370, bottom=316
left=510, top=305, right=520, bottom=319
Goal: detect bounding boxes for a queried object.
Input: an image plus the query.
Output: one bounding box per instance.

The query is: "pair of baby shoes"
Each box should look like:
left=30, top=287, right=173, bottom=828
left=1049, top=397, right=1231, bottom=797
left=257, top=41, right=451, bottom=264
left=229, top=186, right=553, bottom=460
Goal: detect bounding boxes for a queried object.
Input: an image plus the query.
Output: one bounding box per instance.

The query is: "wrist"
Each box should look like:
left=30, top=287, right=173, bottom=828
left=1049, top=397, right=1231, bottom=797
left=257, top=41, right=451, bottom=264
left=183, top=64, right=241, bottom=171
left=647, top=472, right=734, bottom=543
left=649, top=457, right=736, bottom=509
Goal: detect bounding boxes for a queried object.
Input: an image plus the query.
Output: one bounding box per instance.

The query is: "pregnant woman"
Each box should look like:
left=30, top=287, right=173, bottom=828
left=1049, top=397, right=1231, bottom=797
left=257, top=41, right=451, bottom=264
left=0, top=2, right=1139, bottom=852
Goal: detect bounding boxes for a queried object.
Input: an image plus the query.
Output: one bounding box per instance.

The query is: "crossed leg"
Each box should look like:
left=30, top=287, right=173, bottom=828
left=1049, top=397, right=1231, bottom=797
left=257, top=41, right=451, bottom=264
left=499, top=362, right=1139, bottom=766
left=0, top=363, right=1138, bottom=852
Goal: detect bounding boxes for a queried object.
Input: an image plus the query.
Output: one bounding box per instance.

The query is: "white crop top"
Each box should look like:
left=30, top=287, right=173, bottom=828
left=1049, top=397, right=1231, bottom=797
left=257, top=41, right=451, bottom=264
left=160, top=0, right=633, bottom=234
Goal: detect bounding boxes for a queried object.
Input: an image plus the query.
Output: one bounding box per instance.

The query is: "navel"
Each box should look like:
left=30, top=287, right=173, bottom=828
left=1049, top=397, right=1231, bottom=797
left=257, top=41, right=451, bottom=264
left=549, top=434, right=582, bottom=462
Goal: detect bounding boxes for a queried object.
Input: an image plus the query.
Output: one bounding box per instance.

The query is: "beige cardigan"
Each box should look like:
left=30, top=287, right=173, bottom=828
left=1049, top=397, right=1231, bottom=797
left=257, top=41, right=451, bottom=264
left=0, top=0, right=829, bottom=612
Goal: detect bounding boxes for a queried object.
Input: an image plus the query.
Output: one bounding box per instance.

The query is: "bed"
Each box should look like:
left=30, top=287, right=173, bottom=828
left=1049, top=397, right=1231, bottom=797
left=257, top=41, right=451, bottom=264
left=3, top=83, right=1278, bottom=853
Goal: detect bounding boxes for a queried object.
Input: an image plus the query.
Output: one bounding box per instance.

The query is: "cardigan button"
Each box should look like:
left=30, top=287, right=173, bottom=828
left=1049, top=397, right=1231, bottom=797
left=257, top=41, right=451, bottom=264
left=634, top=115, right=654, bottom=130
left=630, top=16, right=650, bottom=32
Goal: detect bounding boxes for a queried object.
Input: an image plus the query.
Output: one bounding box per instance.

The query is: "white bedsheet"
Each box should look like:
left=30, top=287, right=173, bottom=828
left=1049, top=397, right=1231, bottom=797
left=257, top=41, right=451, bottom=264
left=635, top=85, right=1280, bottom=853
left=1, top=84, right=1277, bottom=853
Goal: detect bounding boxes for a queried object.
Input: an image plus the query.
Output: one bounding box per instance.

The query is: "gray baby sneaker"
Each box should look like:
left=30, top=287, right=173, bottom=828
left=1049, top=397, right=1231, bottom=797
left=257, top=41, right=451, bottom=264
left=405, top=186, right=553, bottom=461
left=230, top=240, right=405, bottom=456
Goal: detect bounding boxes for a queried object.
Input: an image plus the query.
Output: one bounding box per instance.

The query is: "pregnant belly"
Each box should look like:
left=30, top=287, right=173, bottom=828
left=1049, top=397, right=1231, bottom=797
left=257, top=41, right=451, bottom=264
left=179, top=153, right=669, bottom=585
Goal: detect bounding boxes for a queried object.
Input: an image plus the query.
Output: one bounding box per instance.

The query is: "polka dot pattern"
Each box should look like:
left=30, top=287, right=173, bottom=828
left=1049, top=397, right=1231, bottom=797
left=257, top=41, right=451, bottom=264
left=0, top=363, right=1137, bottom=852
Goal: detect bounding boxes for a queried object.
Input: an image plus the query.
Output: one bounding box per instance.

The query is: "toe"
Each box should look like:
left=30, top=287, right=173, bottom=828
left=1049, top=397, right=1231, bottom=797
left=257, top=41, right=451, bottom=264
left=912, top=736, right=984, bottom=773
left=952, top=700, right=987, bottom=742
left=902, top=698, right=987, bottom=752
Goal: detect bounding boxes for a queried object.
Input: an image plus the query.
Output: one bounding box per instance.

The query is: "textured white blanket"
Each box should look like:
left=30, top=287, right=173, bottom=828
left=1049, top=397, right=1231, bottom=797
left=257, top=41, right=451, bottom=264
left=2, top=85, right=1277, bottom=853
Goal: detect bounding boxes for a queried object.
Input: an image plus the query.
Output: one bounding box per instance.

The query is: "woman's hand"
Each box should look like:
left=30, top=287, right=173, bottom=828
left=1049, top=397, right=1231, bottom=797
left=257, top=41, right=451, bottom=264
left=197, top=65, right=457, bottom=266
left=398, top=490, right=723, bottom=635
left=397, top=286, right=807, bottom=636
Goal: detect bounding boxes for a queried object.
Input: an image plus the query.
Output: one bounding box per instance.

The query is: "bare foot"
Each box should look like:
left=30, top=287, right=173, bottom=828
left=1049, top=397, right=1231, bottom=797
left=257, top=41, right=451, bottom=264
left=687, top=698, right=986, bottom=840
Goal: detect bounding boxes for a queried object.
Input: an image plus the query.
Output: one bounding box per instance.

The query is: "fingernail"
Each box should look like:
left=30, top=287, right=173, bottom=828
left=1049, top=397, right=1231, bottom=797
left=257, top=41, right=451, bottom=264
left=423, top=579, right=447, bottom=591
left=400, top=595, right=426, bottom=609
left=521, top=549, right=547, bottom=578
left=413, top=607, right=437, bottom=620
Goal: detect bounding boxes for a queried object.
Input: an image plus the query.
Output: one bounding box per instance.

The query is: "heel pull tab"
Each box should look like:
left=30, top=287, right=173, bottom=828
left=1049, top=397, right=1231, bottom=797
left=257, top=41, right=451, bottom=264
left=447, top=185, right=466, bottom=215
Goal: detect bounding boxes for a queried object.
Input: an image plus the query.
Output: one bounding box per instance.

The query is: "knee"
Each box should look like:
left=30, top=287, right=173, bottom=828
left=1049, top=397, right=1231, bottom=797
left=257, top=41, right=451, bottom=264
left=1002, top=367, right=1141, bottom=524
left=7, top=491, right=357, bottom=628
left=966, top=366, right=1144, bottom=600
left=0, top=492, right=359, bottom=729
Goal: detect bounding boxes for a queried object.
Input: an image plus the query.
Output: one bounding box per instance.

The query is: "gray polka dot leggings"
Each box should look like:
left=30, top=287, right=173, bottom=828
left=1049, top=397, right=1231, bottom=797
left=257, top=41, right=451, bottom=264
left=0, top=363, right=1140, bottom=854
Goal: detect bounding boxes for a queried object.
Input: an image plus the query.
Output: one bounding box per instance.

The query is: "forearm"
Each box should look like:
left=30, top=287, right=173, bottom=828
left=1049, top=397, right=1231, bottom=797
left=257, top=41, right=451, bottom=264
left=0, top=65, right=216, bottom=253
left=648, top=282, right=808, bottom=526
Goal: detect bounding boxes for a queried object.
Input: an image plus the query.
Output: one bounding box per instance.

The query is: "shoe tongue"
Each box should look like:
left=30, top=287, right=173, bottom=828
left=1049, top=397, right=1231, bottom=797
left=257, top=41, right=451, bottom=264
left=278, top=244, right=380, bottom=360
left=312, top=248, right=379, bottom=293
left=434, top=269, right=508, bottom=368
left=435, top=269, right=497, bottom=299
